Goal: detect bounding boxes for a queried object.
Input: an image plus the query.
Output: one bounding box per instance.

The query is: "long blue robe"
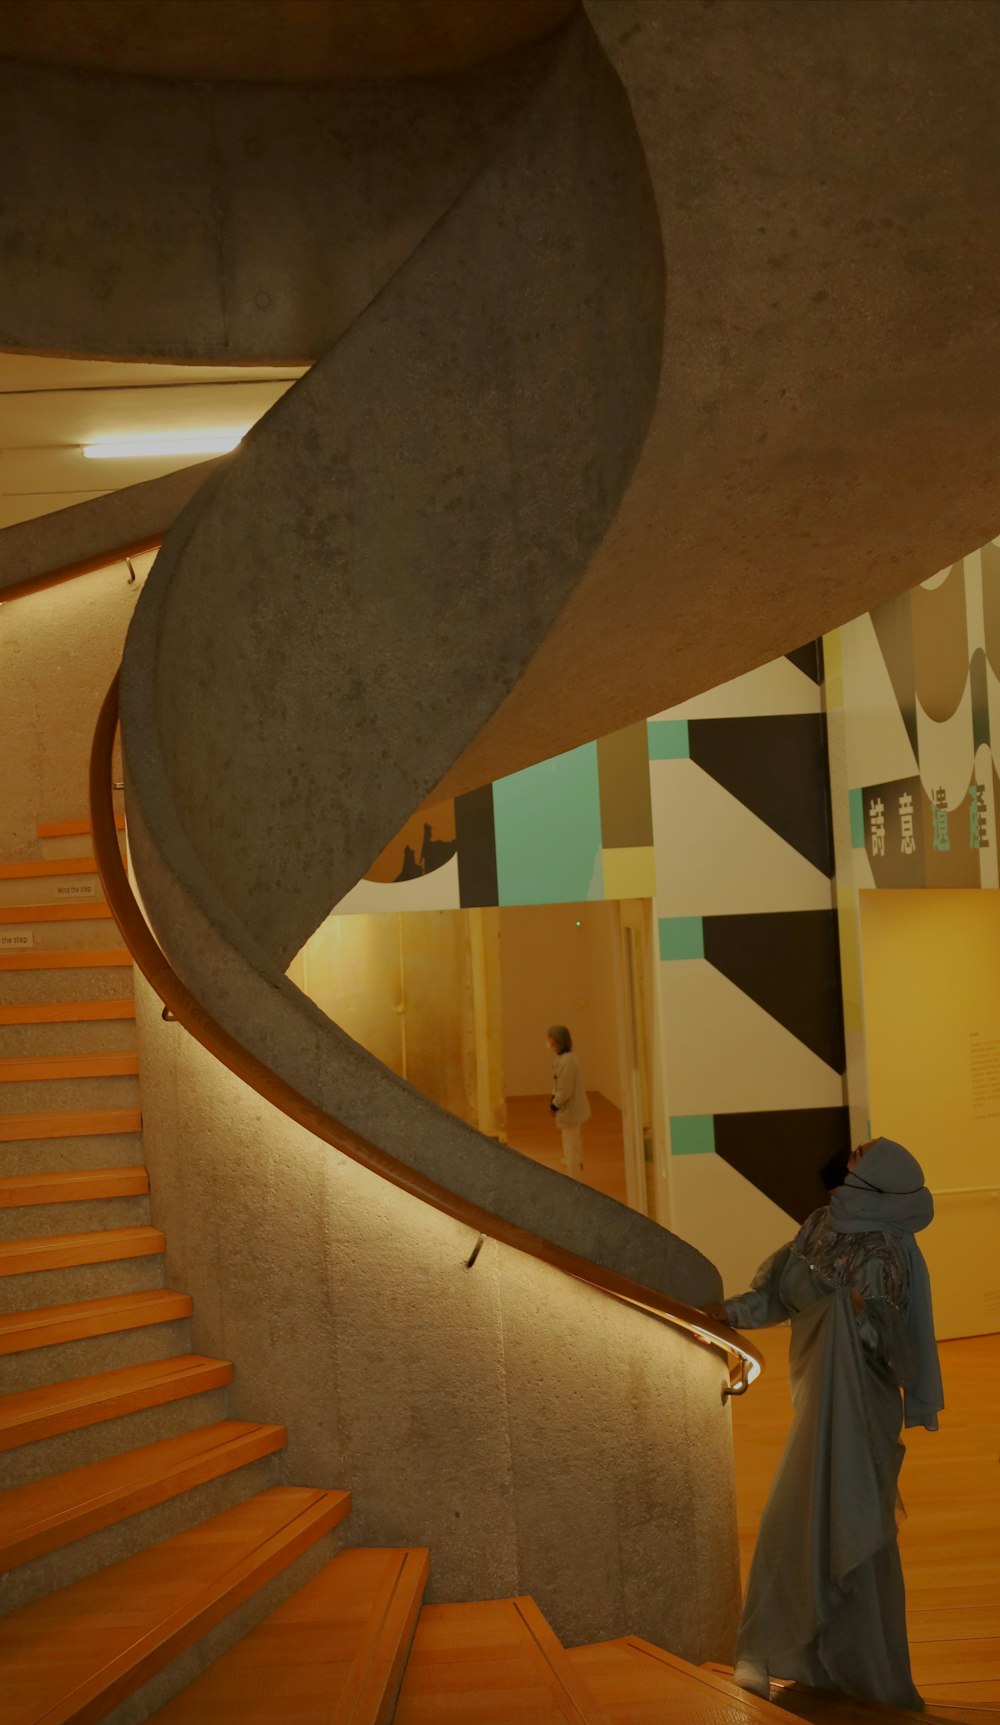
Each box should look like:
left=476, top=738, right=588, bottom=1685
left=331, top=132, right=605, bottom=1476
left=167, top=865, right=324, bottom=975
left=723, top=1209, right=923, bottom=1711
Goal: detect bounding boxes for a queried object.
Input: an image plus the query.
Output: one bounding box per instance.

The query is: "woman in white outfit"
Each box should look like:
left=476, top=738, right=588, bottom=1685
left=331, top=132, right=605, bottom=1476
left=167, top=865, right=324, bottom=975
left=547, top=1024, right=590, bottom=1177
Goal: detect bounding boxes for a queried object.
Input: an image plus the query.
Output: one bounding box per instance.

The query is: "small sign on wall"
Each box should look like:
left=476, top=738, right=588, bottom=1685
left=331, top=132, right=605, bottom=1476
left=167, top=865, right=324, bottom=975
left=0, top=929, right=33, bottom=950
left=55, top=881, right=98, bottom=899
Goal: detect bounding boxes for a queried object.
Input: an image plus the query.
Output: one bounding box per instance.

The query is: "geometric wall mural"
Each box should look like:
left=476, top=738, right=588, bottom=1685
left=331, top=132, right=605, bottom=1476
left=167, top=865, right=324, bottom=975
left=842, top=542, right=1000, bottom=890
left=650, top=641, right=850, bottom=1265
left=336, top=721, right=656, bottom=914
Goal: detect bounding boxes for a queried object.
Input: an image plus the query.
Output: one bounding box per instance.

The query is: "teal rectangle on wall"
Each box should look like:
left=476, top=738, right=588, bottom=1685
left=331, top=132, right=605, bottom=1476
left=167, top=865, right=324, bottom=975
left=659, top=916, right=704, bottom=960
left=494, top=741, right=603, bottom=905
left=848, top=786, right=865, bottom=848
left=670, top=1114, right=716, bottom=1156
left=647, top=719, right=690, bottom=760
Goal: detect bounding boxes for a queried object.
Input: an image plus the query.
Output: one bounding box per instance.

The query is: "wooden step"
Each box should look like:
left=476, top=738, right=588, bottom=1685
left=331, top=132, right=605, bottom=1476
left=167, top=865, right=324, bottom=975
left=0, top=1051, right=139, bottom=1083
left=0, top=1354, right=233, bottom=1451
left=148, top=1544, right=428, bottom=1722
left=762, top=1683, right=981, bottom=1725
left=37, top=815, right=126, bottom=838
left=0, top=949, right=131, bottom=972
left=0, top=857, right=106, bottom=881
left=0, top=1225, right=163, bottom=1277
left=0, top=1484, right=349, bottom=1725
left=0, top=1167, right=149, bottom=1208
left=0, top=1000, right=135, bottom=1026
left=0, top=1106, right=142, bottom=1143
left=571, top=1640, right=788, bottom=1721
left=0, top=1419, right=287, bottom=1571
left=396, top=1597, right=613, bottom=1724
left=0, top=1289, right=192, bottom=1357
left=0, top=902, right=113, bottom=924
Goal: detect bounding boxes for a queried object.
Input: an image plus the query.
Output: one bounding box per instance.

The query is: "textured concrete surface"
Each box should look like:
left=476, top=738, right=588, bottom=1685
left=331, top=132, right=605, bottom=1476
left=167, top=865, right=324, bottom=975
left=2, top=1317, right=194, bottom=1392
left=0, top=38, right=557, bottom=363
left=6, top=1454, right=282, bottom=1613
left=136, top=974, right=741, bottom=1659
left=0, top=1, right=575, bottom=82
left=3, top=1386, right=233, bottom=1489
left=443, top=0, right=1000, bottom=795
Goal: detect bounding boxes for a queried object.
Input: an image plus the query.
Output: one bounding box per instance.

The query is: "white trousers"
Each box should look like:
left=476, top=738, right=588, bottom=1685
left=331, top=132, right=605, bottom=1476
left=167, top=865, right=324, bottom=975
left=559, top=1123, right=584, bottom=1176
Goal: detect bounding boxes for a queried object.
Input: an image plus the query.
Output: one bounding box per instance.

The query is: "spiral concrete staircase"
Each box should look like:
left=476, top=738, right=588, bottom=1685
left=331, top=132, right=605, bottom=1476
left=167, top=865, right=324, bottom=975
left=3, top=3, right=1000, bottom=1721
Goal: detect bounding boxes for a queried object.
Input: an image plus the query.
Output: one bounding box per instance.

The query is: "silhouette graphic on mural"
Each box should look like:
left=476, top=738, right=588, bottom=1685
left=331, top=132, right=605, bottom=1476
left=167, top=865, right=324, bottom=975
left=394, top=845, right=424, bottom=882
left=420, top=822, right=458, bottom=873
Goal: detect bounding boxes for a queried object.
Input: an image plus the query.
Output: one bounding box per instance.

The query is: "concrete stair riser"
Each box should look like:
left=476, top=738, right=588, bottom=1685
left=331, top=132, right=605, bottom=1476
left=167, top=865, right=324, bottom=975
left=0, top=1252, right=165, bottom=1315
left=2, top=1316, right=193, bottom=1391
left=0, top=875, right=104, bottom=908
left=1, top=1132, right=145, bottom=1174
left=0, top=1074, right=141, bottom=1114
left=0, top=968, right=134, bottom=1007
left=5, top=1453, right=284, bottom=1613
left=1, top=1194, right=151, bottom=1240
left=0, top=920, right=121, bottom=953
left=0, top=1020, right=138, bottom=1058
left=3, top=1385, right=233, bottom=1488
left=98, top=1523, right=348, bottom=1725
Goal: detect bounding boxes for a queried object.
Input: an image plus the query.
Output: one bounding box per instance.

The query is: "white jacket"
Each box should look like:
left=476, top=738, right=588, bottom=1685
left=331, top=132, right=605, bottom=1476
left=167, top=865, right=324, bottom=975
left=552, top=1050, right=590, bottom=1128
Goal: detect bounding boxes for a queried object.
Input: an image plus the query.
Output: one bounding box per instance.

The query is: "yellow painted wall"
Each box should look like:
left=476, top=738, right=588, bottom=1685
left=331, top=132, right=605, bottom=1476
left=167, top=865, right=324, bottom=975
left=498, top=903, right=623, bottom=1107
left=859, top=889, right=1000, bottom=1338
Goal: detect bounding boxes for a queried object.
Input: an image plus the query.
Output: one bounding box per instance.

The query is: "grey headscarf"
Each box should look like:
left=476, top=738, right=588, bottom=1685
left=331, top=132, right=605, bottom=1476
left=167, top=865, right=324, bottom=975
left=829, top=1137, right=943, bottom=1431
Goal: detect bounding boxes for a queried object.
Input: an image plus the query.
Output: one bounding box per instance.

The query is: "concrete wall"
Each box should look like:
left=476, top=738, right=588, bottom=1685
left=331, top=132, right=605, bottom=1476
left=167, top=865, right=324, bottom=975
left=135, top=970, right=741, bottom=1656
left=500, top=903, right=622, bottom=1107
left=0, top=560, right=143, bottom=856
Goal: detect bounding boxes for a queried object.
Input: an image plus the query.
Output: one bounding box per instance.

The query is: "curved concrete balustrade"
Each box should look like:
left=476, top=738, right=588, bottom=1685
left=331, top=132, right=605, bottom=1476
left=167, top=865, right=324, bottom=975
left=0, top=35, right=558, bottom=363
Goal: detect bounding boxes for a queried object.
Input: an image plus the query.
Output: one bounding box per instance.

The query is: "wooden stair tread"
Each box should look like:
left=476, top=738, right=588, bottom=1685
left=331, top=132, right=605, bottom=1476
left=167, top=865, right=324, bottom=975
left=0, top=1052, right=139, bottom=1082
left=0, top=949, right=132, bottom=972
left=0, top=1167, right=148, bottom=1207
left=0, top=1000, right=135, bottom=1025
left=0, top=1106, right=142, bottom=1142
left=37, top=816, right=125, bottom=837
left=0, top=1225, right=163, bottom=1277
left=571, top=1641, right=791, bottom=1720
left=148, top=1544, right=427, bottom=1722
left=0, top=857, right=107, bottom=881
left=396, top=1597, right=613, bottom=1724
left=0, top=902, right=113, bottom=923
left=765, top=1684, right=995, bottom=1725
left=0, top=1354, right=234, bottom=1451
left=0, top=1484, right=349, bottom=1725
left=0, top=1419, right=287, bottom=1571
left=0, top=1288, right=192, bottom=1356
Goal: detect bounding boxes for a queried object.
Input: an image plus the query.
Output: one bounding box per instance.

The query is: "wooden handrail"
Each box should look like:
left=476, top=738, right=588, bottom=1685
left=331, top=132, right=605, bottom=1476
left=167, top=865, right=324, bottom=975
left=90, top=671, right=762, bottom=1397
left=0, top=536, right=163, bottom=604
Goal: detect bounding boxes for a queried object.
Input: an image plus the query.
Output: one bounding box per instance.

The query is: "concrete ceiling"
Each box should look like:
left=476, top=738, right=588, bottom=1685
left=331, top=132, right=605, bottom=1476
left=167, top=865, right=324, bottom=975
left=0, top=1, right=577, bottom=81
left=0, top=354, right=301, bottom=530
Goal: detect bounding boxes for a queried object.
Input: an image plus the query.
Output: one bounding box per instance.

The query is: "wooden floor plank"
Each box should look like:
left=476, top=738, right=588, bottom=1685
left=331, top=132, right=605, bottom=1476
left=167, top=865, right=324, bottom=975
left=0, top=1052, right=139, bottom=1083
left=0, top=1107, right=142, bottom=1142
left=0, top=1001, right=135, bottom=1026
left=730, top=1331, right=1000, bottom=1710
left=0, top=1420, right=287, bottom=1570
left=396, top=1597, right=613, bottom=1724
left=0, top=1485, right=349, bottom=1725
left=147, top=1544, right=426, bottom=1722
left=0, top=1167, right=148, bottom=1208
left=0, top=1355, right=234, bottom=1451
left=0, top=1289, right=192, bottom=1357
left=0, top=1226, right=163, bottom=1277
left=571, top=1639, right=786, bottom=1722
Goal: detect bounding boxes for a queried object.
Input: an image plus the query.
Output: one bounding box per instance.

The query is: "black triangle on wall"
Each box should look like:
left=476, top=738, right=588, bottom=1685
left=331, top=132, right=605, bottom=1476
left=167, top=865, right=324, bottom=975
left=703, top=910, right=845, bottom=1073
left=785, top=640, right=824, bottom=684
left=713, top=1106, right=851, bottom=1224
left=688, top=714, right=834, bottom=876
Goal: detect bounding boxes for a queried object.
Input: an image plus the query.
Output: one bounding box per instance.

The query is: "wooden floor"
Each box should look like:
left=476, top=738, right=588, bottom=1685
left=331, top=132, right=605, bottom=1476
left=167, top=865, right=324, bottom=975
left=730, top=1327, right=1000, bottom=1711
left=505, top=1093, right=627, bottom=1204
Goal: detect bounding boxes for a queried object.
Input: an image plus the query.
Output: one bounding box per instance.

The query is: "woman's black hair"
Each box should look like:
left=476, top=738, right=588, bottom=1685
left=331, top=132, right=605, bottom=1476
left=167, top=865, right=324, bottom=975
left=548, top=1024, right=572, bottom=1055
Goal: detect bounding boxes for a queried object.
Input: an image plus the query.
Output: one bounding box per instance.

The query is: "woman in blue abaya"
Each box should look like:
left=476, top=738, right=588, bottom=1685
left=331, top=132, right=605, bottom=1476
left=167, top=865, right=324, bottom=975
left=706, top=1136, right=944, bottom=1711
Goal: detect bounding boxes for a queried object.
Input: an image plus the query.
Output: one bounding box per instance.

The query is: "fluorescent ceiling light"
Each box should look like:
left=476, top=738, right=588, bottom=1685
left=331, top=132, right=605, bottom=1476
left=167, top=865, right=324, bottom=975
left=82, top=428, right=246, bottom=459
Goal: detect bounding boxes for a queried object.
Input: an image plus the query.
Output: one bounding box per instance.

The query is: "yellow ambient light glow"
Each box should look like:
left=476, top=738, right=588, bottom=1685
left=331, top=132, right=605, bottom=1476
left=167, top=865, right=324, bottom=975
left=82, top=429, right=246, bottom=459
